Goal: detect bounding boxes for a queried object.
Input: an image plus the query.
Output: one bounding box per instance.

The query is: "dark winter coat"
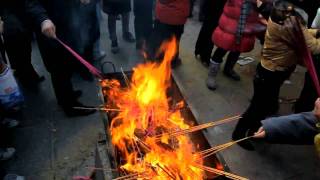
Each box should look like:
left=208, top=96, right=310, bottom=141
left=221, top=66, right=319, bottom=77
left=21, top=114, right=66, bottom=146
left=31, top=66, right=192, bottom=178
left=102, top=0, right=131, bottom=15
left=262, top=112, right=319, bottom=145
left=155, top=0, right=190, bottom=25
left=26, top=0, right=99, bottom=54
left=212, top=0, right=266, bottom=52
left=25, top=0, right=99, bottom=72
left=0, top=0, right=32, bottom=36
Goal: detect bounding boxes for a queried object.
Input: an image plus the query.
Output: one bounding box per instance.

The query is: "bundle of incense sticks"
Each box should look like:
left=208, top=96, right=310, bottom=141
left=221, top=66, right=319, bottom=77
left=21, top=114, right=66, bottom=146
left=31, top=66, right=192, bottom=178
left=56, top=38, right=103, bottom=79
left=197, top=136, right=253, bottom=159
left=113, top=172, right=147, bottom=180
left=154, top=115, right=241, bottom=140
left=117, top=135, right=250, bottom=180
left=195, top=164, right=248, bottom=180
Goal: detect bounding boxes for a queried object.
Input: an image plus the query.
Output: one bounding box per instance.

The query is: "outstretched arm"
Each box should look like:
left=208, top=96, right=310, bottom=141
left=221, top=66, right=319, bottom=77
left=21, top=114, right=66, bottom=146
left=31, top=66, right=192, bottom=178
left=255, top=99, right=320, bottom=145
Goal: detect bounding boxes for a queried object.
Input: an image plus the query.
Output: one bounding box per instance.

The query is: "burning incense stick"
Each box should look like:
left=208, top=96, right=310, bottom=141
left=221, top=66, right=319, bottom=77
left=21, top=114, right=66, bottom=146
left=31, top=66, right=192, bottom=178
left=154, top=115, right=241, bottom=140
left=113, top=173, right=145, bottom=180
left=195, top=164, right=248, bottom=180
left=121, top=67, right=130, bottom=87
left=156, top=164, right=176, bottom=180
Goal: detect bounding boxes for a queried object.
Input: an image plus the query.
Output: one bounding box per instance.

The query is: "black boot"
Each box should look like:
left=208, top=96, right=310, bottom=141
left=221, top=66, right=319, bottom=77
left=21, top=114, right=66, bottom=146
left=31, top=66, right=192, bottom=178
left=223, top=55, right=241, bottom=81
left=232, top=118, right=255, bottom=151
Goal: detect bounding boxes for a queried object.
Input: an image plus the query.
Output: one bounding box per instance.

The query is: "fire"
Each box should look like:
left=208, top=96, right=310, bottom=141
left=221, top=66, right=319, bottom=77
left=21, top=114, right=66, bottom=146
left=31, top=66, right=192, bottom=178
left=102, top=38, right=204, bottom=179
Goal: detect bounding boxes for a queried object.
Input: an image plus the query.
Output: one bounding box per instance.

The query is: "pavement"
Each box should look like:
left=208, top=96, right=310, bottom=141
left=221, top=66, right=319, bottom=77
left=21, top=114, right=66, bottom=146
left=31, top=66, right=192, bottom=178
left=2, top=5, right=320, bottom=180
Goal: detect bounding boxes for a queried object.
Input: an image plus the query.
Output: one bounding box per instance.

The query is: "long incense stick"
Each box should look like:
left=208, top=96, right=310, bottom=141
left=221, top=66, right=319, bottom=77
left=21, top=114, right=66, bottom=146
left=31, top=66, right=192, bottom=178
left=113, top=172, right=144, bottom=180
left=198, top=136, right=253, bottom=159
left=85, top=167, right=118, bottom=172
left=154, top=115, right=241, bottom=140
left=56, top=38, right=103, bottom=79
left=195, top=164, right=248, bottom=180
left=73, top=107, right=122, bottom=112
left=121, top=67, right=130, bottom=87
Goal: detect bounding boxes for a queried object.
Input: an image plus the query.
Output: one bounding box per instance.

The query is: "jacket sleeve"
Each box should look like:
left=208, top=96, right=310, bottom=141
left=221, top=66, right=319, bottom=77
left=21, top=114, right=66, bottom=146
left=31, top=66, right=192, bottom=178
left=302, top=24, right=320, bottom=54
left=25, top=0, right=49, bottom=28
left=262, top=112, right=319, bottom=145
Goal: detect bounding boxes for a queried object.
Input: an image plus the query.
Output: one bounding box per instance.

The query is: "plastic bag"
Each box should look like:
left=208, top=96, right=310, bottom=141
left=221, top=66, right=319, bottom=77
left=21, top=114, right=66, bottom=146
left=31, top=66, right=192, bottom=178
left=0, top=66, right=24, bottom=110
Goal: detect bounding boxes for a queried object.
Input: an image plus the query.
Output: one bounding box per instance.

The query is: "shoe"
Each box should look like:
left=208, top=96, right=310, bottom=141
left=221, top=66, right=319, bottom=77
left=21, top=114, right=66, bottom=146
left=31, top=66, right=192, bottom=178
left=111, top=40, right=119, bottom=54
left=63, top=101, right=96, bottom=117
left=171, top=58, right=182, bottom=69
left=123, top=32, right=135, bottom=43
left=232, top=121, right=254, bottom=151
left=223, top=69, right=241, bottom=81
left=93, top=51, right=106, bottom=61
left=1, top=118, right=19, bottom=128
left=0, top=148, right=16, bottom=161
left=206, top=61, right=220, bottom=90
left=4, top=174, right=25, bottom=180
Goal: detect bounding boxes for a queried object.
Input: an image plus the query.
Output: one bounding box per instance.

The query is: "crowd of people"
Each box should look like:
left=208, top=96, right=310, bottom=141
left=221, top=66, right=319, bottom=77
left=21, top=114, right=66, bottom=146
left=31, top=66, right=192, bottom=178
left=1, top=0, right=320, bottom=178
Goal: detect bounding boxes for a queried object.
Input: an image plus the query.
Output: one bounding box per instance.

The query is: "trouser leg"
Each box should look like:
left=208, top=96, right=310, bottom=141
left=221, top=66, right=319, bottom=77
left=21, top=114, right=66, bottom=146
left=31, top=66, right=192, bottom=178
left=50, top=70, right=75, bottom=107
left=36, top=33, right=77, bottom=107
left=3, top=31, right=40, bottom=81
left=295, top=56, right=320, bottom=113
left=195, top=21, right=216, bottom=64
left=224, top=51, right=240, bottom=72
left=212, top=48, right=228, bottom=63
left=121, top=12, right=130, bottom=35
left=295, top=72, right=318, bottom=113
left=108, top=14, right=117, bottom=41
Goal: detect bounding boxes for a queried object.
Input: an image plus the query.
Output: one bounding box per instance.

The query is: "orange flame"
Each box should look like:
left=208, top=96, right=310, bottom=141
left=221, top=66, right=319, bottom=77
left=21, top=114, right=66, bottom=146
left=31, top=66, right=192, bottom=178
left=102, top=37, right=204, bottom=179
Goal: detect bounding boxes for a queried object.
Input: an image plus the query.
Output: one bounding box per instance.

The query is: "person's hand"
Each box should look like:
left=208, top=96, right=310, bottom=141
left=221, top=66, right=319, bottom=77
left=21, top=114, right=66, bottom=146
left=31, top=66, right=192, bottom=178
left=80, top=0, right=90, bottom=4
left=256, top=0, right=263, bottom=7
left=0, top=17, right=4, bottom=34
left=41, top=19, right=56, bottom=39
left=253, top=127, right=266, bottom=138
left=314, top=98, right=320, bottom=120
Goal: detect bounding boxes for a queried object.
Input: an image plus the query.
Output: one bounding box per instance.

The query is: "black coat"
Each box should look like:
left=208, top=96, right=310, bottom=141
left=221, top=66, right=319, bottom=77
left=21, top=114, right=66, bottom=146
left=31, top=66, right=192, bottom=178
left=25, top=0, right=99, bottom=71
left=0, top=0, right=32, bottom=36
left=102, top=0, right=131, bottom=15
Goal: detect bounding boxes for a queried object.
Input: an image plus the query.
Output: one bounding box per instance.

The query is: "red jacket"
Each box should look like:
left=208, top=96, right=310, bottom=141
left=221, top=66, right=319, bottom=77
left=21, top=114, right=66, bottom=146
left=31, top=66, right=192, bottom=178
left=212, top=0, right=265, bottom=52
left=155, top=0, right=190, bottom=25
